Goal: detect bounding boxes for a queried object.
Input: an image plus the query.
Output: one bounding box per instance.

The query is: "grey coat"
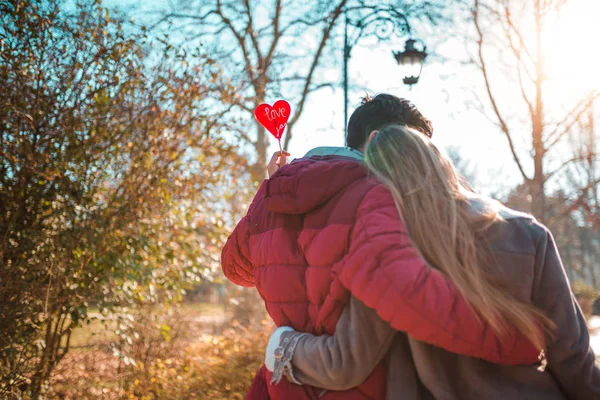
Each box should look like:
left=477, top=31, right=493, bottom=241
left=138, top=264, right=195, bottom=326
left=289, top=197, right=600, bottom=399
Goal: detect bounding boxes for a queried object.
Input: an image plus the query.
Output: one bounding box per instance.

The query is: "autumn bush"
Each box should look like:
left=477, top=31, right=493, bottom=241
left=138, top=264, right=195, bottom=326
left=122, top=320, right=270, bottom=400
left=47, top=305, right=270, bottom=400
left=572, top=281, right=600, bottom=319
left=0, top=0, right=250, bottom=397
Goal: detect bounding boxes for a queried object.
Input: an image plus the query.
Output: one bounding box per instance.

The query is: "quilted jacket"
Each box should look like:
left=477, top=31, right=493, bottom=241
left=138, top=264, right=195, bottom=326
left=221, top=151, right=541, bottom=399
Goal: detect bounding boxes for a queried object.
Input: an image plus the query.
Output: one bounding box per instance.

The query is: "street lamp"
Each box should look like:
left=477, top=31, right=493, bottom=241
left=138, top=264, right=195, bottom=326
left=393, top=39, right=427, bottom=87
left=342, top=10, right=426, bottom=134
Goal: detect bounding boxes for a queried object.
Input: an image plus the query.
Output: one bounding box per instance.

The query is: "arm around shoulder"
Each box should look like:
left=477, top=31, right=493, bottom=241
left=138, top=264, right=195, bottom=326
left=335, top=185, right=541, bottom=365
left=265, top=296, right=395, bottom=391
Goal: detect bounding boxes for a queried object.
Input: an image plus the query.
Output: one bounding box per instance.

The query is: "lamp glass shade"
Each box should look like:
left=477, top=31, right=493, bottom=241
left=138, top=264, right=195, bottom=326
left=399, top=55, right=423, bottom=84
left=394, top=39, right=427, bottom=86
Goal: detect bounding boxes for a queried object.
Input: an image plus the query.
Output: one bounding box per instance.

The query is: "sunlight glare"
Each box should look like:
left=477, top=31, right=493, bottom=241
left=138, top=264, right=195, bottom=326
left=545, top=0, right=600, bottom=97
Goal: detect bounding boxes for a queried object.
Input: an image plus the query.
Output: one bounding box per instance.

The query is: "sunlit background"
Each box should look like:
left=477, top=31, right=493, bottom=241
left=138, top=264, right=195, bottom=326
left=104, top=0, right=600, bottom=182
left=284, top=0, right=600, bottom=194
left=3, top=0, right=600, bottom=398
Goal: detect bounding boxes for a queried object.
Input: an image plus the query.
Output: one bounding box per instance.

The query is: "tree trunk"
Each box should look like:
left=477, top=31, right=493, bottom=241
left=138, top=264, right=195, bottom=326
left=30, top=318, right=55, bottom=399
left=252, top=121, right=268, bottom=182
left=252, top=83, right=269, bottom=182
left=530, top=157, right=546, bottom=222
left=530, top=0, right=546, bottom=223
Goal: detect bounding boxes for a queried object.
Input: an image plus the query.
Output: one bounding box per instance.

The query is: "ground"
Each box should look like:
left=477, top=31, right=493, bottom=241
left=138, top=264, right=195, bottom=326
left=49, top=302, right=233, bottom=399
left=49, top=305, right=600, bottom=399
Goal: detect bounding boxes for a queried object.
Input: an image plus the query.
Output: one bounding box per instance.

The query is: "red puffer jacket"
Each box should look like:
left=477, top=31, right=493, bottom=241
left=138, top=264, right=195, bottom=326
left=222, top=155, right=540, bottom=400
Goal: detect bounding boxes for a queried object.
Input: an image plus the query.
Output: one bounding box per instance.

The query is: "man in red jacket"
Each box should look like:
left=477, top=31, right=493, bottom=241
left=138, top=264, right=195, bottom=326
left=222, top=94, right=541, bottom=400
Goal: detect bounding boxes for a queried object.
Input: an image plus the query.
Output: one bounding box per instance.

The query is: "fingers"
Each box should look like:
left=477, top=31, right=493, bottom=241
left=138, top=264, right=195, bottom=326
left=276, top=151, right=291, bottom=166
left=267, top=151, right=291, bottom=178
left=269, top=150, right=290, bottom=162
left=271, top=151, right=291, bottom=166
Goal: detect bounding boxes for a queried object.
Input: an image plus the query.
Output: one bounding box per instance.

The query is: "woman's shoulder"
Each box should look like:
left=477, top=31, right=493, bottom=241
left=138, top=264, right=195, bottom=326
left=469, top=194, right=549, bottom=254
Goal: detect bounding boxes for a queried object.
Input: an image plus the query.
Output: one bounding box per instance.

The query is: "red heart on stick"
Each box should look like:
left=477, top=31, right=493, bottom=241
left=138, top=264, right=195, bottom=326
left=254, top=100, right=291, bottom=140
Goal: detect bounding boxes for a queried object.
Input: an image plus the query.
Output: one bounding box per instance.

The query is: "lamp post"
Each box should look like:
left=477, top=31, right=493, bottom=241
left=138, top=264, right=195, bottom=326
left=393, top=39, right=428, bottom=87
left=343, top=15, right=351, bottom=134
left=342, top=11, right=427, bottom=134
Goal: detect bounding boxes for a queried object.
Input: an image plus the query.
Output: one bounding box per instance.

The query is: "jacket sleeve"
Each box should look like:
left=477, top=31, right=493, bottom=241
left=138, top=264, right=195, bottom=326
left=334, top=184, right=540, bottom=365
left=533, top=228, right=600, bottom=399
left=221, top=182, right=268, bottom=287
left=289, top=296, right=395, bottom=390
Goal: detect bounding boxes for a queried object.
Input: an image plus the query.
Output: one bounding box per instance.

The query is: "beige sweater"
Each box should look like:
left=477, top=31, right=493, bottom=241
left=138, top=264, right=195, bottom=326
left=290, top=296, right=427, bottom=399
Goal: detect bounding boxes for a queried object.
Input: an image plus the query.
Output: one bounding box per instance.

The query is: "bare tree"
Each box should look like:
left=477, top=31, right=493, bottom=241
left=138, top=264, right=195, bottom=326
left=561, top=103, right=600, bottom=284
left=156, top=0, right=444, bottom=179
left=471, top=0, right=599, bottom=223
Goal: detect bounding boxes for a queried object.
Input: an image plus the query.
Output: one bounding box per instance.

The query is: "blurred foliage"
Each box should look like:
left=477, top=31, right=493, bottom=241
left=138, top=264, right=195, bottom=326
left=47, top=307, right=270, bottom=400
left=122, top=320, right=269, bottom=400
left=0, top=0, right=252, bottom=397
left=224, top=283, right=268, bottom=328
left=572, top=281, right=600, bottom=300
left=572, top=281, right=600, bottom=319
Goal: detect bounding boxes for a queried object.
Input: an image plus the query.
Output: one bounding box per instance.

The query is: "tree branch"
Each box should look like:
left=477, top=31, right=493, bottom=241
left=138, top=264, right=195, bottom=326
left=285, top=0, right=348, bottom=149
left=545, top=92, right=599, bottom=151
left=264, top=0, right=282, bottom=67
left=243, top=0, right=264, bottom=67
left=545, top=154, right=597, bottom=183
left=307, top=82, right=336, bottom=94
left=215, top=0, right=257, bottom=87
left=501, top=6, right=536, bottom=116
left=473, top=0, right=530, bottom=182
left=502, top=2, right=535, bottom=67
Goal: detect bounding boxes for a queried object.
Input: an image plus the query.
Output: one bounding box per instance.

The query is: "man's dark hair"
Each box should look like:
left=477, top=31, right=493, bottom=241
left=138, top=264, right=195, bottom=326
left=346, top=93, right=433, bottom=150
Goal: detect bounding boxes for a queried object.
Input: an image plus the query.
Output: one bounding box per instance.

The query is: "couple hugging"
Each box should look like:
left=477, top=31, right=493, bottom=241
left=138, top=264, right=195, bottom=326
left=221, top=94, right=600, bottom=399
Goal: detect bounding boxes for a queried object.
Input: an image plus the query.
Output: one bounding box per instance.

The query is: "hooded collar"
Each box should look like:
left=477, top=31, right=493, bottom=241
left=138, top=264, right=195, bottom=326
left=264, top=149, right=367, bottom=214
left=303, top=146, right=364, bottom=161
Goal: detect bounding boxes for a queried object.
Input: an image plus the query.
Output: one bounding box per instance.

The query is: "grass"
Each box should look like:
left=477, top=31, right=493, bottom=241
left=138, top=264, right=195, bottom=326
left=70, top=320, right=118, bottom=349
left=69, top=302, right=226, bottom=348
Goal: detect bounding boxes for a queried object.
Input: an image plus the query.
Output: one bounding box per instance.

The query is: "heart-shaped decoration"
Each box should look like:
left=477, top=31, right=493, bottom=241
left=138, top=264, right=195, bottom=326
left=254, top=100, right=291, bottom=140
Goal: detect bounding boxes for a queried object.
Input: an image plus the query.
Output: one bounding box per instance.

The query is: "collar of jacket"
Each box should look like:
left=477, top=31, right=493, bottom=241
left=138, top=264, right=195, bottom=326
left=303, top=146, right=364, bottom=162
left=302, top=147, right=529, bottom=221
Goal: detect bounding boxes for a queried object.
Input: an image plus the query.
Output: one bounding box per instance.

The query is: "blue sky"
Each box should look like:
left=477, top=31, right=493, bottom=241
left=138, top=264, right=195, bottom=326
left=282, top=0, right=600, bottom=196
left=106, top=0, right=600, bottom=196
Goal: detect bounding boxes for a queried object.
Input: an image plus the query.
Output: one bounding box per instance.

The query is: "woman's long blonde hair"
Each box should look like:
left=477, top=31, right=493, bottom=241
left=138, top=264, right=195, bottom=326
left=365, top=125, right=553, bottom=349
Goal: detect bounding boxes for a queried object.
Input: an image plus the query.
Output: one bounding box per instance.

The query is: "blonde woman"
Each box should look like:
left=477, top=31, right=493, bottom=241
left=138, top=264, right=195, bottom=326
left=265, top=125, right=600, bottom=400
